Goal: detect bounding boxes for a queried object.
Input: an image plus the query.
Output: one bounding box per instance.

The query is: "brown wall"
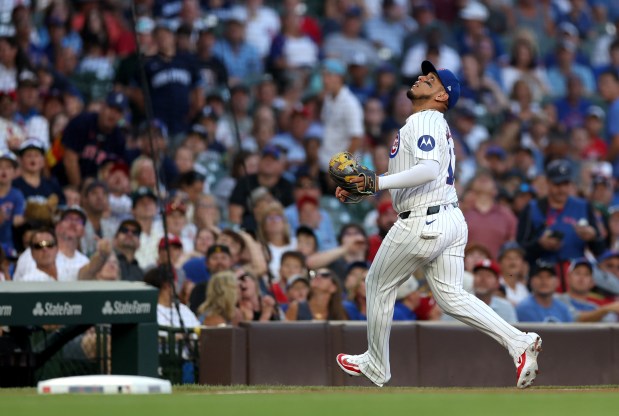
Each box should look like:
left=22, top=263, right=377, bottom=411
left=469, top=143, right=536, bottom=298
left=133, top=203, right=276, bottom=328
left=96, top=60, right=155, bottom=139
left=199, top=322, right=619, bottom=387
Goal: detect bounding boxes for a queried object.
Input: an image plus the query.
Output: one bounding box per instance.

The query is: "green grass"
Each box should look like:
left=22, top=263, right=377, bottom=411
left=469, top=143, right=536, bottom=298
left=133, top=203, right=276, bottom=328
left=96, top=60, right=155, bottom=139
left=3, top=385, right=619, bottom=416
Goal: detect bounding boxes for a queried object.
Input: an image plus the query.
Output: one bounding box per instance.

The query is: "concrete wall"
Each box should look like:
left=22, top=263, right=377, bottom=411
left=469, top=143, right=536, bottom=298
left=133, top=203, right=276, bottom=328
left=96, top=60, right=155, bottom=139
left=199, top=322, right=619, bottom=387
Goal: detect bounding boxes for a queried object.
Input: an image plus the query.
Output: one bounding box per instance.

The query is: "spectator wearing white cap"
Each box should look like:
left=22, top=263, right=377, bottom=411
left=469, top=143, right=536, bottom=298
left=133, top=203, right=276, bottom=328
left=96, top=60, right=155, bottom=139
left=393, top=277, right=420, bottom=321
left=456, top=1, right=505, bottom=62
left=230, top=0, right=280, bottom=59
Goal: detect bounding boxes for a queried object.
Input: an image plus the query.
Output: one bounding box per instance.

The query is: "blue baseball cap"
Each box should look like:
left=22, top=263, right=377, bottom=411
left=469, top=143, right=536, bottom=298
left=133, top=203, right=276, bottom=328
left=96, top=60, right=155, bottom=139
left=568, top=257, right=592, bottom=272
left=323, top=59, right=346, bottom=76
left=105, top=91, right=128, bottom=111
left=421, top=60, right=460, bottom=109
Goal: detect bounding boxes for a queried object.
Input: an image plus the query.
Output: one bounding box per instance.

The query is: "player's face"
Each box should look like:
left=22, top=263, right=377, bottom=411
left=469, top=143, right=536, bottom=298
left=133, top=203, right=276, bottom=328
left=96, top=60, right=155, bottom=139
left=407, top=72, right=444, bottom=101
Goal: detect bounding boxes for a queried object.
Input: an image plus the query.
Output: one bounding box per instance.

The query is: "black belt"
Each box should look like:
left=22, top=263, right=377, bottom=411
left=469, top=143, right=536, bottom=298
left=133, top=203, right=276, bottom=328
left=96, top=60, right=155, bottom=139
left=399, top=202, right=459, bottom=219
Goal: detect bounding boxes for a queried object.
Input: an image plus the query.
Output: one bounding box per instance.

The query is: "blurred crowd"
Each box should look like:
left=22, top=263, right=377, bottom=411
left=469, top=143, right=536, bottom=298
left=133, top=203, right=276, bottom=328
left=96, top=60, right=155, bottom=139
left=1, top=0, right=619, bottom=328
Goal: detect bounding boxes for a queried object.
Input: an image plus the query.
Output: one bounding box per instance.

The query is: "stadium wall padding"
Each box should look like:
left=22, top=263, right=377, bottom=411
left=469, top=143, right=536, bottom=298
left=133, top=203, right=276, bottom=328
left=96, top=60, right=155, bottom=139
left=198, top=322, right=619, bottom=387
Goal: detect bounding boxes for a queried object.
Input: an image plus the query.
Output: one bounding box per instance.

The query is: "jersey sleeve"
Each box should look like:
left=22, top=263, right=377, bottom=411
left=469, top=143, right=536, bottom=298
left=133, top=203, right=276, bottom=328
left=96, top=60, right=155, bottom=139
left=411, top=112, right=445, bottom=163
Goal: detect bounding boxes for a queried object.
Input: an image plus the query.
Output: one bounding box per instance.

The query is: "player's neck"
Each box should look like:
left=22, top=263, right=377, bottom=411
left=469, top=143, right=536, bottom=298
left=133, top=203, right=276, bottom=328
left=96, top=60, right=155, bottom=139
left=411, top=103, right=441, bottom=115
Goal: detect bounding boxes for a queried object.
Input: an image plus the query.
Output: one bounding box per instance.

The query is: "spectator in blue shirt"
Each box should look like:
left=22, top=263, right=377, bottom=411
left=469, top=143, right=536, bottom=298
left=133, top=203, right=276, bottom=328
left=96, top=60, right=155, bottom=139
left=213, top=12, right=263, bottom=85
left=516, top=260, right=573, bottom=323
left=0, top=151, right=25, bottom=251
left=393, top=277, right=419, bottom=321
left=598, top=70, right=619, bottom=162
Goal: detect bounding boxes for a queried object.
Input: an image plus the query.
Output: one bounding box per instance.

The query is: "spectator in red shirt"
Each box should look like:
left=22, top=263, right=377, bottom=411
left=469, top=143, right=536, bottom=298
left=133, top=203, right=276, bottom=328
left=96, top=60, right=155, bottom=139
left=463, top=170, right=517, bottom=259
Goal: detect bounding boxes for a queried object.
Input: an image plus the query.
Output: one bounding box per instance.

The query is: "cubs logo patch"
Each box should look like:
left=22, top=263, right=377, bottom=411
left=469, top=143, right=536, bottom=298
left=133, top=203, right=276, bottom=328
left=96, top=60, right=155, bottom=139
left=390, top=132, right=400, bottom=158
left=417, top=135, right=435, bottom=151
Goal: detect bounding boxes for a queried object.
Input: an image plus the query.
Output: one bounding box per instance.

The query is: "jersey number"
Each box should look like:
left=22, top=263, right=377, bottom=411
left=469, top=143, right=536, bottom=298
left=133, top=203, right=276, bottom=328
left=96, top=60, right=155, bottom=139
left=446, top=148, right=455, bottom=185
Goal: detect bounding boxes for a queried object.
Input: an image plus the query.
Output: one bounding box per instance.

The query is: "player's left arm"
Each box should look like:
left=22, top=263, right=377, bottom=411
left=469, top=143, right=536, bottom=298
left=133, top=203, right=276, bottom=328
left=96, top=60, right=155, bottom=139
left=377, top=159, right=439, bottom=190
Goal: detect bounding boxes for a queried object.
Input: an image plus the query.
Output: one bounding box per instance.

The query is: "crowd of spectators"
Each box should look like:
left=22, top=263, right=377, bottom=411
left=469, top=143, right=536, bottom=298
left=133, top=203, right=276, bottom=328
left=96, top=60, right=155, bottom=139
left=1, top=0, right=619, bottom=329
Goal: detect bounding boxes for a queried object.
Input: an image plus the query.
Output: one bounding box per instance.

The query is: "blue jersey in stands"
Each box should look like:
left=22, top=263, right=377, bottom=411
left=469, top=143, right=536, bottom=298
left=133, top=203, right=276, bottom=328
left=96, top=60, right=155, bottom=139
left=527, top=196, right=591, bottom=262
left=141, top=53, right=200, bottom=136
left=62, top=112, right=125, bottom=180
left=516, top=295, right=573, bottom=323
left=0, top=188, right=25, bottom=251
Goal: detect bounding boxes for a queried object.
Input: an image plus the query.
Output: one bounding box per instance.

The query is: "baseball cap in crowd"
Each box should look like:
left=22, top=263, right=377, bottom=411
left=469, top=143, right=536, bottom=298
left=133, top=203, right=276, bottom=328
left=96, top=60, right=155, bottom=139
left=138, top=119, right=168, bottom=138
left=498, top=241, right=525, bottom=260
left=558, top=21, right=578, bottom=38
left=262, top=144, right=282, bottom=160
left=323, top=59, right=346, bottom=76
left=568, top=257, right=593, bottom=273
left=17, top=69, right=39, bottom=88
left=165, top=200, right=187, bottom=215
left=200, top=105, right=218, bottom=120
left=420, top=60, right=461, bottom=109
left=608, top=205, right=619, bottom=216
left=296, top=195, right=319, bottom=210
left=291, top=104, right=310, bottom=118
left=377, top=199, right=395, bottom=216
left=136, top=16, right=155, bottom=34
left=188, top=124, right=208, bottom=139
left=109, top=160, right=130, bottom=177
left=545, top=159, right=573, bottom=184
left=530, top=259, right=557, bottom=277
left=396, top=277, right=419, bottom=300
left=59, top=205, right=87, bottom=224
left=346, top=261, right=369, bottom=275
left=159, top=234, right=182, bottom=249
left=155, top=19, right=177, bottom=32
left=105, top=91, right=128, bottom=112
left=586, top=105, right=605, bottom=120
left=344, top=5, right=362, bottom=18
left=286, top=274, right=310, bottom=290
left=207, top=244, right=231, bottom=257
left=85, top=180, right=108, bottom=195
left=473, top=258, right=501, bottom=276
left=304, top=124, right=324, bottom=141
left=459, top=1, right=489, bottom=21
left=515, top=182, right=536, bottom=198
left=485, top=145, right=507, bottom=160
left=18, top=138, right=45, bottom=155
left=598, top=250, right=619, bottom=263
left=116, top=218, right=142, bottom=235
left=131, top=186, right=157, bottom=207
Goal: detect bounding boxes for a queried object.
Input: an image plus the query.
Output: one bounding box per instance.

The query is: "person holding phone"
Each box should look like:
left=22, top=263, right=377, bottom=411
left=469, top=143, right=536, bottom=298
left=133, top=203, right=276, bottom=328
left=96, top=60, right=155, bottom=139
left=517, top=159, right=606, bottom=291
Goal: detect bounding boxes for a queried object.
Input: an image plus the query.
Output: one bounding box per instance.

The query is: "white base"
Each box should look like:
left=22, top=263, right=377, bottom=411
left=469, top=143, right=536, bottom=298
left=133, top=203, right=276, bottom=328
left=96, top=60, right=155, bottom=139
left=37, top=375, right=172, bottom=394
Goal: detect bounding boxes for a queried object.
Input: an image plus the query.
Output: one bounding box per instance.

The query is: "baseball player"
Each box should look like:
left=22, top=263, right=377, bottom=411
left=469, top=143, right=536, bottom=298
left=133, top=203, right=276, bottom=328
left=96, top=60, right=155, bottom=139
left=334, top=61, right=542, bottom=388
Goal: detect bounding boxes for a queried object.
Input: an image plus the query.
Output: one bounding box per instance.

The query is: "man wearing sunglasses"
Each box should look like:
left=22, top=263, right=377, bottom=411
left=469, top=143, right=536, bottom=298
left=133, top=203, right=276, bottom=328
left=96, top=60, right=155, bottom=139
left=13, top=206, right=89, bottom=282
left=112, top=219, right=144, bottom=282
left=22, top=228, right=60, bottom=281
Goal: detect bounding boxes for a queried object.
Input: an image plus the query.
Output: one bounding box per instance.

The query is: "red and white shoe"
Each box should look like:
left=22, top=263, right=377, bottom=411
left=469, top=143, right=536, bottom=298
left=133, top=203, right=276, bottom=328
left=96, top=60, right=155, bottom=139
left=516, top=333, right=542, bottom=389
left=336, top=353, right=362, bottom=377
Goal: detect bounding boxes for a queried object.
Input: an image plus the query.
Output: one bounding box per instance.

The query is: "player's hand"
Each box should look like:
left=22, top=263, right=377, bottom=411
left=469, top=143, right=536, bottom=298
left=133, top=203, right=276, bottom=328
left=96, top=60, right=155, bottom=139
left=574, top=224, right=596, bottom=242
left=335, top=186, right=352, bottom=203
left=538, top=233, right=562, bottom=251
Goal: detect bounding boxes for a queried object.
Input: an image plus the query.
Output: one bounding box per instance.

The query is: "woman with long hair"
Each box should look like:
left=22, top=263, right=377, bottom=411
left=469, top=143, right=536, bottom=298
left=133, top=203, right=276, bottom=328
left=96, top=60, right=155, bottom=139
left=285, top=268, right=348, bottom=321
left=256, top=200, right=296, bottom=279
left=197, top=270, right=241, bottom=327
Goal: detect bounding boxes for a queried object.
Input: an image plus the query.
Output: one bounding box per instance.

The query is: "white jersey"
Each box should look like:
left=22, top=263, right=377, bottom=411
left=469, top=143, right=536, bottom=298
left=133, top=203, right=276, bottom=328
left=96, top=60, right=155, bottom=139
left=387, top=110, right=458, bottom=213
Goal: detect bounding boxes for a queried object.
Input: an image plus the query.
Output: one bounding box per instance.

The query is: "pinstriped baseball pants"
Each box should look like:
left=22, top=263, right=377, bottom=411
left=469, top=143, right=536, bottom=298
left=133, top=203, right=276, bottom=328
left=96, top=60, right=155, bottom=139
left=357, top=205, right=532, bottom=386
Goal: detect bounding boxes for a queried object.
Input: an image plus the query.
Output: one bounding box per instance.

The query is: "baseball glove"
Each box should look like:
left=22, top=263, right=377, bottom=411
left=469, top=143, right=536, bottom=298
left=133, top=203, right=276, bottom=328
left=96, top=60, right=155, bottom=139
left=328, top=151, right=377, bottom=203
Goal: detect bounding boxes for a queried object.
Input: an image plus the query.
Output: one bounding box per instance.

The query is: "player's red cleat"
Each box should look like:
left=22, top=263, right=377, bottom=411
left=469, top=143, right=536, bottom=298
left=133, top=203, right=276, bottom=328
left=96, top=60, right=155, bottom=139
left=336, top=353, right=362, bottom=377
left=516, top=333, right=542, bottom=389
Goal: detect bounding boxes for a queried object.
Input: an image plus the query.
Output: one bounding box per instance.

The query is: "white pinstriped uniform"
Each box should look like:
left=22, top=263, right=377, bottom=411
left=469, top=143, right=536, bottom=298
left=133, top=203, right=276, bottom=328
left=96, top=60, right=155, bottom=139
left=356, top=110, right=534, bottom=386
